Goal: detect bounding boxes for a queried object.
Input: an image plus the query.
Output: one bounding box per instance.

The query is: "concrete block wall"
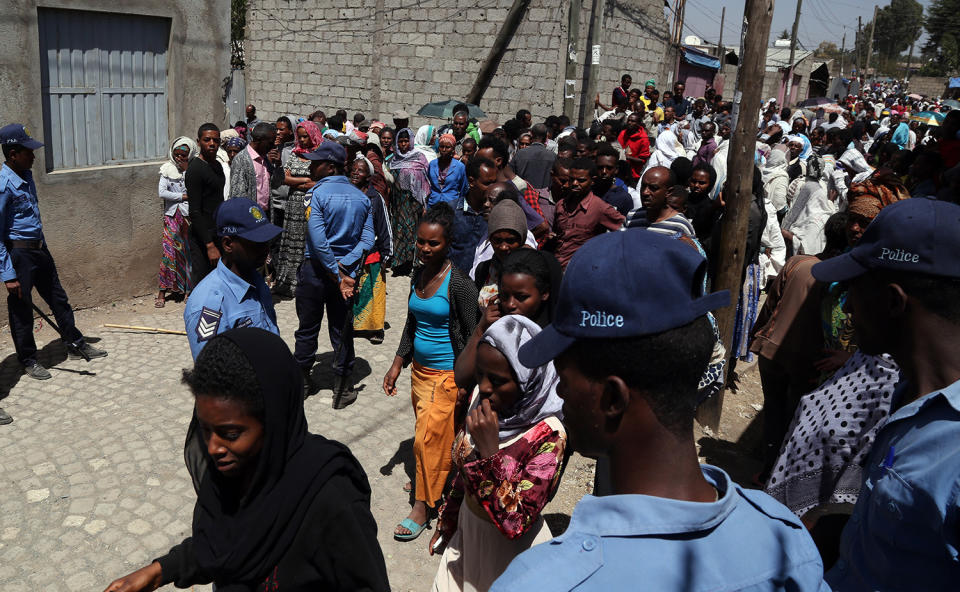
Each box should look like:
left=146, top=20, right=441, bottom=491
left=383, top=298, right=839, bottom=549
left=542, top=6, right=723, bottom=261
left=907, top=76, right=948, bottom=99
left=1, top=0, right=230, bottom=307
left=245, top=0, right=670, bottom=127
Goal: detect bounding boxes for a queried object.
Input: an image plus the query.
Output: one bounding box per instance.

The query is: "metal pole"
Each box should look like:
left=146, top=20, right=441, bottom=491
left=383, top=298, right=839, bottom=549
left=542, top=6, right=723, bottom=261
left=563, top=0, right=582, bottom=120
left=784, top=0, right=803, bottom=105
left=467, top=0, right=532, bottom=105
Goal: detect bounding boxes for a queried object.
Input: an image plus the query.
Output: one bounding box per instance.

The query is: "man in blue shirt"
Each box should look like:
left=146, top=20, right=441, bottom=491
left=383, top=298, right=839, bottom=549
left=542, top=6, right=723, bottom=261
left=296, top=142, right=373, bottom=409
left=492, top=230, right=828, bottom=591
left=812, top=198, right=960, bottom=591
left=0, top=125, right=106, bottom=405
left=448, top=157, right=497, bottom=274
left=184, top=199, right=281, bottom=359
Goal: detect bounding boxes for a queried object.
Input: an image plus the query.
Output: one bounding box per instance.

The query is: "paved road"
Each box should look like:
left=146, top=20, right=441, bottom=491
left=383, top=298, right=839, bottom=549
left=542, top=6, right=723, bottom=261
left=0, top=277, right=595, bottom=591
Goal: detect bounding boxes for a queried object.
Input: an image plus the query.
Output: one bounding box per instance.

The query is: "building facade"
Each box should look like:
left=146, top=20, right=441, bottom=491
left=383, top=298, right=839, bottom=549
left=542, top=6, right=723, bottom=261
left=244, top=0, right=672, bottom=126
left=0, top=0, right=230, bottom=307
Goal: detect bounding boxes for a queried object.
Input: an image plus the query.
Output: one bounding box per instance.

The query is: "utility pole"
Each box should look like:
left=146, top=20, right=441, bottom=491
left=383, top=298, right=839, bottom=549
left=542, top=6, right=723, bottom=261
left=717, top=7, right=726, bottom=58
left=467, top=0, right=531, bottom=105
left=856, top=16, right=862, bottom=78
left=678, top=0, right=687, bottom=44
left=904, top=41, right=914, bottom=81
left=563, top=0, right=582, bottom=121
left=865, top=5, right=878, bottom=78
left=840, top=30, right=845, bottom=77
left=580, top=0, right=605, bottom=127
left=784, top=0, right=802, bottom=105
left=697, top=0, right=775, bottom=430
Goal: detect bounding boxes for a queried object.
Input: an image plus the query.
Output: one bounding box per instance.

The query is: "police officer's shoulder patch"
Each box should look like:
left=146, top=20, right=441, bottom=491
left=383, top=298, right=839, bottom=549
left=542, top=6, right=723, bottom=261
left=196, top=307, right=222, bottom=342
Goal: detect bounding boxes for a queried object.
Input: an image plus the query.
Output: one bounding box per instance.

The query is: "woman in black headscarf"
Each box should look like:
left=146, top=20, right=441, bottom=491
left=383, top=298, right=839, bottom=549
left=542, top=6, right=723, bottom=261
left=103, top=328, right=389, bottom=592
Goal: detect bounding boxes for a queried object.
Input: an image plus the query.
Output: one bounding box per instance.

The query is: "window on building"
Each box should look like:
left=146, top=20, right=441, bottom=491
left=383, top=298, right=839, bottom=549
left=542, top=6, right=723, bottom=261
left=38, top=8, right=170, bottom=171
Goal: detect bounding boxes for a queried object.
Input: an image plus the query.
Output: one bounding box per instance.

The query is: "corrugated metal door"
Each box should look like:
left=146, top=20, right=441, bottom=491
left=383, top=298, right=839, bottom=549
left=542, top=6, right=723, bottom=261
left=38, top=8, right=169, bottom=170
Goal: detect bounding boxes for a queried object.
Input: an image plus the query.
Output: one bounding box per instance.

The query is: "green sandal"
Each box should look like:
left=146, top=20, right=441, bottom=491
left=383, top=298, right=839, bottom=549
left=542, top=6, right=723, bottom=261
left=394, top=517, right=429, bottom=541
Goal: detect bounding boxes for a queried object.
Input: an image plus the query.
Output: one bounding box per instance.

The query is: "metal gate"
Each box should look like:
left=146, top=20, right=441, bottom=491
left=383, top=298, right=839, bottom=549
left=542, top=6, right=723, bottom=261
left=38, top=8, right=170, bottom=171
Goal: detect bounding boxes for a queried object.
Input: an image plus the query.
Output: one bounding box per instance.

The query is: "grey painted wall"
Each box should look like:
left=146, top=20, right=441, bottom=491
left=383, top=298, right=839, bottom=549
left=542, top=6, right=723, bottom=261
left=0, top=0, right=230, bottom=307
left=244, top=0, right=671, bottom=127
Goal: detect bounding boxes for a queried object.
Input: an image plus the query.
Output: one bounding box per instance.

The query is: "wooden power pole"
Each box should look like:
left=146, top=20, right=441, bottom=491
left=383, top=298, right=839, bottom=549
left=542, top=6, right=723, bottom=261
left=467, top=0, right=531, bottom=105
left=840, top=30, right=845, bottom=77
left=717, top=7, right=726, bottom=58
left=564, top=0, right=582, bottom=120
left=698, top=0, right=775, bottom=430
left=784, top=0, right=802, bottom=104
left=865, top=5, right=878, bottom=77
left=581, top=0, right=606, bottom=127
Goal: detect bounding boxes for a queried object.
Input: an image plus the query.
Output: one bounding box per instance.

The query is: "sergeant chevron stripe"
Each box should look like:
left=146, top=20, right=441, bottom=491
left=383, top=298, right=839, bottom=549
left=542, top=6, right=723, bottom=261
left=195, top=307, right=222, bottom=342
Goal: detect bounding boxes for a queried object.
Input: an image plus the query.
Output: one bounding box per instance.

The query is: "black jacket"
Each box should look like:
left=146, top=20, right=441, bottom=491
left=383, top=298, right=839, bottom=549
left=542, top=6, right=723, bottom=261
left=156, top=473, right=390, bottom=592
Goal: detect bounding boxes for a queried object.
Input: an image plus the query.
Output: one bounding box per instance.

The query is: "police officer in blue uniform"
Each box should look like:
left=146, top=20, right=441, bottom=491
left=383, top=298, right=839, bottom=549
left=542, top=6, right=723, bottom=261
left=0, top=124, right=107, bottom=423
left=184, top=199, right=282, bottom=359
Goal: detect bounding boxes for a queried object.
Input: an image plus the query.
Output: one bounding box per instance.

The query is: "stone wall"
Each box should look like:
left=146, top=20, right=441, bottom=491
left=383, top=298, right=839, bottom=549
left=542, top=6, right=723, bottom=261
left=245, top=0, right=671, bottom=127
left=907, top=76, right=949, bottom=99
left=0, top=0, right=230, bottom=307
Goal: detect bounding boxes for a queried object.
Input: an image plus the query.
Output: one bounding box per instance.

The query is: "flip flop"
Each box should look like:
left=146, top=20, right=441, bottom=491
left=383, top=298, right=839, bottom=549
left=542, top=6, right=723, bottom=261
left=394, top=518, right=428, bottom=541
left=403, top=481, right=413, bottom=493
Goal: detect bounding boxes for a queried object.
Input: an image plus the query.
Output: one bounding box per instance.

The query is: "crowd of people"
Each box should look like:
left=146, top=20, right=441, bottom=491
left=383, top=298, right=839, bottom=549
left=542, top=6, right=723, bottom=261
left=3, top=69, right=959, bottom=590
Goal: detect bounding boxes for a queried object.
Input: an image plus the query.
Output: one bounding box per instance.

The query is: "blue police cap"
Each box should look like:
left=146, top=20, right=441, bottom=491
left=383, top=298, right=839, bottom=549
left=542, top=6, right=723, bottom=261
left=813, top=198, right=960, bottom=282
left=216, top=199, right=283, bottom=243
left=301, top=141, right=346, bottom=166
left=518, top=230, right=730, bottom=368
left=0, top=124, right=43, bottom=150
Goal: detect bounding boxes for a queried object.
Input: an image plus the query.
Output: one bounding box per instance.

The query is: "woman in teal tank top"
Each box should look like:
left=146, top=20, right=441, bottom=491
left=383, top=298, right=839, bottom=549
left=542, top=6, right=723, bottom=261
left=383, top=203, right=479, bottom=542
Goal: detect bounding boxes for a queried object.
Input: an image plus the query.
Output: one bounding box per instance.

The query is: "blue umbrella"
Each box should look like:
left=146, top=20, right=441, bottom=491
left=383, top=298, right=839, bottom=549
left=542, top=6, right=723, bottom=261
left=416, top=100, right=487, bottom=119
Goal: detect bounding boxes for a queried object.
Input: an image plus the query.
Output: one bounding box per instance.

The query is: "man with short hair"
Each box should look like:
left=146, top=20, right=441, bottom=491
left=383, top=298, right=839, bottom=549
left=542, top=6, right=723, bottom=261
left=814, top=199, right=960, bottom=591
left=552, top=158, right=624, bottom=268
left=476, top=137, right=548, bottom=239
left=230, top=122, right=284, bottom=212
left=612, top=74, right=632, bottom=105
left=685, top=98, right=710, bottom=142
left=692, top=121, right=717, bottom=167
left=491, top=229, right=828, bottom=591
left=516, top=109, right=533, bottom=128
left=296, top=142, right=374, bottom=409
left=617, top=113, right=651, bottom=185
left=0, top=124, right=107, bottom=399
left=512, top=123, right=556, bottom=190
left=593, top=144, right=633, bottom=216
left=186, top=123, right=226, bottom=284
left=184, top=200, right=281, bottom=359
left=449, top=157, right=498, bottom=273
left=245, top=104, right=261, bottom=141
left=450, top=112, right=470, bottom=156
left=665, top=80, right=691, bottom=117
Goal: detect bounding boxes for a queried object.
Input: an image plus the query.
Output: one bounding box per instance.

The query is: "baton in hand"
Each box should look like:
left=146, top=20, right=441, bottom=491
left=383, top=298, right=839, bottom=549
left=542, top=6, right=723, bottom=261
left=31, top=303, right=91, bottom=361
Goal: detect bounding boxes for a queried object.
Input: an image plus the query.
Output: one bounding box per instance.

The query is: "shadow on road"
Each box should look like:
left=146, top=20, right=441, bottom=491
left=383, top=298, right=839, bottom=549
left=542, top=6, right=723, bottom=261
left=0, top=335, right=104, bottom=401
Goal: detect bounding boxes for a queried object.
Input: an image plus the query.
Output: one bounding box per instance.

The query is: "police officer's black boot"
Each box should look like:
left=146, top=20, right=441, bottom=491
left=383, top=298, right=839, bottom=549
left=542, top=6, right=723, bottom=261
left=332, top=374, right=357, bottom=410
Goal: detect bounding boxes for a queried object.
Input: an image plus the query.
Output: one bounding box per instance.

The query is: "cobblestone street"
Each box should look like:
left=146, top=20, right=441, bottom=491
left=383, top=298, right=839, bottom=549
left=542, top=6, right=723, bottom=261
left=0, top=280, right=598, bottom=591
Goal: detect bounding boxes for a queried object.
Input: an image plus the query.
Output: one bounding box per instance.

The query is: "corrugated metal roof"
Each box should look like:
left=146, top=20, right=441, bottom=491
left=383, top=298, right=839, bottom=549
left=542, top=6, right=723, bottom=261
left=765, top=47, right=814, bottom=72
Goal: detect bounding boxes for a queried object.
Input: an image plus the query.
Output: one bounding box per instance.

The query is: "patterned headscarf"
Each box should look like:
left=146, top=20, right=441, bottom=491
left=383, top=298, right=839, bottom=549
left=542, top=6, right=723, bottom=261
left=293, top=121, right=323, bottom=155
left=478, top=315, right=563, bottom=440
left=389, top=128, right=431, bottom=206
left=223, top=136, right=247, bottom=150
left=847, top=173, right=909, bottom=220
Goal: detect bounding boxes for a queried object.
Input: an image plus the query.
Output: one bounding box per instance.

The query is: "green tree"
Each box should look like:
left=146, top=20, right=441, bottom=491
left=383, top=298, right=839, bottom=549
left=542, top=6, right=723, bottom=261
left=815, top=41, right=842, bottom=61
left=874, top=0, right=923, bottom=73
left=231, top=0, right=247, bottom=69
left=923, top=0, right=960, bottom=75
left=778, top=29, right=790, bottom=40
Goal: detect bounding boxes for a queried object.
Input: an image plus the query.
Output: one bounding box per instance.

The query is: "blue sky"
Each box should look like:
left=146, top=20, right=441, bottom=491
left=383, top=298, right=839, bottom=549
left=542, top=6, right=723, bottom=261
left=678, top=0, right=932, bottom=51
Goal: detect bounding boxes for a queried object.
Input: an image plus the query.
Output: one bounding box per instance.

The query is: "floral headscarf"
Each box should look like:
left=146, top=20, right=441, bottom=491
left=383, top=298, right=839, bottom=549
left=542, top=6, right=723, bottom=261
left=389, top=128, right=431, bottom=206
left=223, top=136, right=247, bottom=150
left=478, top=315, right=564, bottom=440
left=292, top=121, right=323, bottom=156
left=847, top=173, right=909, bottom=219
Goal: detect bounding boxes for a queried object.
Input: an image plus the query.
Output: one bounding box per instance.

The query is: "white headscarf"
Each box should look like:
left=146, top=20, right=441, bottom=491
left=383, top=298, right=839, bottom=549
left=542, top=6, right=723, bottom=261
left=476, top=315, right=563, bottom=440
left=159, top=136, right=198, bottom=180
